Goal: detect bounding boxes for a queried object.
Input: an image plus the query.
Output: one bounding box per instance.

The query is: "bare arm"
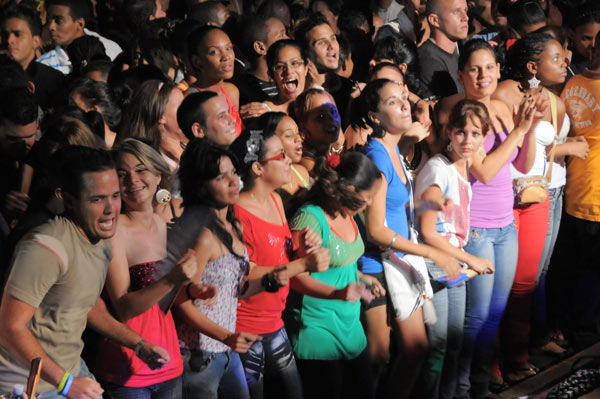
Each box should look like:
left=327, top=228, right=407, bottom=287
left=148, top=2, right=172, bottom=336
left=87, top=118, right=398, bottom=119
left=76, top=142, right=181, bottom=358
left=87, top=298, right=170, bottom=369
left=0, top=293, right=103, bottom=399
left=419, top=186, right=494, bottom=275
left=104, top=231, right=197, bottom=321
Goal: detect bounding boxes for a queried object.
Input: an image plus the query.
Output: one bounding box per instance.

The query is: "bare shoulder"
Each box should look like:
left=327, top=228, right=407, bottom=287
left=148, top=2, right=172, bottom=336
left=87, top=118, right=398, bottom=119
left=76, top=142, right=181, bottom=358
left=223, top=82, right=240, bottom=105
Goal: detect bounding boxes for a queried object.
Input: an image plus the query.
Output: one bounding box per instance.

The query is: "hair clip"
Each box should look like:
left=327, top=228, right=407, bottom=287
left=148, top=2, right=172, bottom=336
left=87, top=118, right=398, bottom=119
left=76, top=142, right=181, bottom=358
left=244, top=130, right=263, bottom=164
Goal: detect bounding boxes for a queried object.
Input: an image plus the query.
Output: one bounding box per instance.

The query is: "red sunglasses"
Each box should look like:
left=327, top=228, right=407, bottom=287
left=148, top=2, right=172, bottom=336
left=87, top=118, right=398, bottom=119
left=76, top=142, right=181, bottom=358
left=259, top=152, right=286, bottom=163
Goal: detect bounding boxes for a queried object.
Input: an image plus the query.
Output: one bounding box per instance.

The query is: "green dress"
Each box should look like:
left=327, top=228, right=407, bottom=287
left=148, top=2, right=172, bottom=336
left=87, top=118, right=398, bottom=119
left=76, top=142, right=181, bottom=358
left=287, top=204, right=366, bottom=360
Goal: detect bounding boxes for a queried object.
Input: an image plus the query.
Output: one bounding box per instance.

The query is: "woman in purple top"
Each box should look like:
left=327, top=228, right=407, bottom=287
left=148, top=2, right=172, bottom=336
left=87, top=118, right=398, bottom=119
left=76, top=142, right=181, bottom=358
left=435, top=39, right=539, bottom=399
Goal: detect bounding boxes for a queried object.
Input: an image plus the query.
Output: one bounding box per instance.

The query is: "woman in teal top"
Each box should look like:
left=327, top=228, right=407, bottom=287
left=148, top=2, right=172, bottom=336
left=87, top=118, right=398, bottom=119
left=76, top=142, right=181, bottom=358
left=286, top=153, right=385, bottom=399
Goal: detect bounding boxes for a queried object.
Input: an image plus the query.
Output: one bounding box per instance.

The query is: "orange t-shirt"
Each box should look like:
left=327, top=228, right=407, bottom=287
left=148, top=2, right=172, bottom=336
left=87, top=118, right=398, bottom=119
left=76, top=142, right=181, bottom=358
left=561, top=71, right=600, bottom=221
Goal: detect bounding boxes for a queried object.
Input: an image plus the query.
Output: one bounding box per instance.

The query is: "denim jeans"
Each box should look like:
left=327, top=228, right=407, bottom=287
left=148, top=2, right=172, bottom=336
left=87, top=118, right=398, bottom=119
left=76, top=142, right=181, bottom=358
left=101, top=376, right=182, bottom=399
left=239, top=327, right=302, bottom=399
left=420, top=261, right=466, bottom=399
left=456, top=221, right=518, bottom=399
left=181, top=348, right=249, bottom=399
left=532, top=186, right=564, bottom=338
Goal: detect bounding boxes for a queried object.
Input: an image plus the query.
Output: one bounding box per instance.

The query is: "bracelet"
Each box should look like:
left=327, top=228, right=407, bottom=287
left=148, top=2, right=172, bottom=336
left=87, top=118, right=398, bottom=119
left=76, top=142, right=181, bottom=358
left=60, top=374, right=74, bottom=397
left=185, top=282, right=194, bottom=300
left=261, top=273, right=280, bottom=293
left=57, top=372, right=70, bottom=393
left=134, top=339, right=147, bottom=357
left=386, top=234, right=399, bottom=251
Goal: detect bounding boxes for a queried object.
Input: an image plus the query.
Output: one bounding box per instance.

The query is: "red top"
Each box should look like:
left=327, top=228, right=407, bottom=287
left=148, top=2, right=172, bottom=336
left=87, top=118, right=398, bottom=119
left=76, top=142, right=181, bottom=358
left=94, top=262, right=183, bottom=387
left=234, top=194, right=291, bottom=334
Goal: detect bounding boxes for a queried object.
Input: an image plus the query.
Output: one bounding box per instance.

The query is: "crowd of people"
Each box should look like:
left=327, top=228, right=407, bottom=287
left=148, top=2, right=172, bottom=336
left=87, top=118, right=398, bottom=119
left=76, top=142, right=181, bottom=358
left=0, top=0, right=598, bottom=398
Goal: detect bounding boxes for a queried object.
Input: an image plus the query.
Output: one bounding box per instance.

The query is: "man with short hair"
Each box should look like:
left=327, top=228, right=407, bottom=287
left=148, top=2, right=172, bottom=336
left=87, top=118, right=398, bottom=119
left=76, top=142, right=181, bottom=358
left=177, top=91, right=237, bottom=147
left=295, top=13, right=354, bottom=129
left=234, top=14, right=288, bottom=107
left=418, top=0, right=468, bottom=99
left=37, top=0, right=122, bottom=74
left=0, top=87, right=39, bottom=225
left=0, top=146, right=170, bottom=399
left=188, top=1, right=231, bottom=27
left=548, top=30, right=600, bottom=347
left=0, top=4, right=66, bottom=111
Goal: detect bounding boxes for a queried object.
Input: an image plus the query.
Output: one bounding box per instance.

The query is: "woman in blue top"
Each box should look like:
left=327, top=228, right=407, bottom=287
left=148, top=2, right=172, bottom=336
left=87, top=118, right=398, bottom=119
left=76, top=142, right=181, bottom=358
left=352, top=79, right=460, bottom=399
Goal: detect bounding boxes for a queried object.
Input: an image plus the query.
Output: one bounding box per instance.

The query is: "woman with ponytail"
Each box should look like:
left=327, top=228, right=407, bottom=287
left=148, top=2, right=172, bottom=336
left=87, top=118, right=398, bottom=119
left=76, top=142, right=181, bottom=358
left=285, top=153, right=385, bottom=399
left=228, top=127, right=329, bottom=399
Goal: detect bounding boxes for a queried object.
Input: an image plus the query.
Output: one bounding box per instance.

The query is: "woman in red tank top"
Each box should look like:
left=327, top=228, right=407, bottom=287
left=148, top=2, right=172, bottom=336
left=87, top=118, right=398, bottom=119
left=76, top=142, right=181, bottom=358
left=229, top=126, right=331, bottom=399
left=94, top=139, right=214, bottom=398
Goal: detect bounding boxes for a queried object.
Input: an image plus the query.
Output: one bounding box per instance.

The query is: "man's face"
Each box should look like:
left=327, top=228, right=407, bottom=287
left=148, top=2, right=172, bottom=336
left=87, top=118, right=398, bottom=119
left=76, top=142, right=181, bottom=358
left=1, top=119, right=38, bottom=159
left=571, top=23, right=600, bottom=60
left=200, top=96, right=237, bottom=147
left=434, top=0, right=469, bottom=41
left=265, top=17, right=288, bottom=48
left=47, top=5, right=84, bottom=46
left=1, top=18, right=39, bottom=69
left=68, top=170, right=121, bottom=244
left=306, top=23, right=339, bottom=72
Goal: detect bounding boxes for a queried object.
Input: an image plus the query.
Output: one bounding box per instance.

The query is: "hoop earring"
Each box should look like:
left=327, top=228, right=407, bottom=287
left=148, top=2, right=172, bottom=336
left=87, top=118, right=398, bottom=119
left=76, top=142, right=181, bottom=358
left=528, top=74, right=541, bottom=89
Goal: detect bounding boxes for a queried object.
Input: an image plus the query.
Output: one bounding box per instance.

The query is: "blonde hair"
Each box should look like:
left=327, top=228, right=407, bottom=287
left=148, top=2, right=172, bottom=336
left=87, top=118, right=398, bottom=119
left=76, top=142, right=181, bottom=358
left=113, top=138, right=173, bottom=191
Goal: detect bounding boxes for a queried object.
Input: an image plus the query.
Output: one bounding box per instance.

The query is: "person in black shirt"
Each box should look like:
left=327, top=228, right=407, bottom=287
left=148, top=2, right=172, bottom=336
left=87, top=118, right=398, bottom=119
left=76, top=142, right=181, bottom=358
left=418, top=0, right=469, bottom=99
left=0, top=4, right=66, bottom=111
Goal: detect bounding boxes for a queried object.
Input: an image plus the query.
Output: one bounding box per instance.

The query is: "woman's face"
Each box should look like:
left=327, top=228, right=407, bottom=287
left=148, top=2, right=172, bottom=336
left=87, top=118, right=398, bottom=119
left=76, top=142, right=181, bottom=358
left=459, top=49, right=499, bottom=99
left=302, top=92, right=341, bottom=148
left=275, top=116, right=303, bottom=163
left=369, top=66, right=405, bottom=86
left=116, top=152, right=161, bottom=208
left=193, top=29, right=234, bottom=82
left=352, top=178, right=382, bottom=215
left=372, top=82, right=412, bottom=135
left=272, top=45, right=308, bottom=101
left=259, top=135, right=292, bottom=188
left=448, top=116, right=486, bottom=160
left=536, top=40, right=567, bottom=86
left=207, top=156, right=240, bottom=207
left=161, top=88, right=186, bottom=141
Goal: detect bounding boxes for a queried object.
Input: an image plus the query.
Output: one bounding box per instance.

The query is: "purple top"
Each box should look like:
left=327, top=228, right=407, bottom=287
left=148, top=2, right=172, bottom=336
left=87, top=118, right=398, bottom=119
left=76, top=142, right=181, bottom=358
left=469, top=130, right=517, bottom=228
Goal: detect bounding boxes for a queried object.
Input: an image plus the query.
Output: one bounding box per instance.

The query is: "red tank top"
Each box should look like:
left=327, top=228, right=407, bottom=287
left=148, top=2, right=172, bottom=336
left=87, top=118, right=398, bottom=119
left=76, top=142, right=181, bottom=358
left=234, top=194, right=292, bottom=334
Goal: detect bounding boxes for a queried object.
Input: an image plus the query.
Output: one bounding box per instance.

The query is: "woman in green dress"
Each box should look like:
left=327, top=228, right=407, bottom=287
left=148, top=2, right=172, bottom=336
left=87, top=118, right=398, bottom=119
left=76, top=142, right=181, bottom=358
left=286, top=152, right=385, bottom=399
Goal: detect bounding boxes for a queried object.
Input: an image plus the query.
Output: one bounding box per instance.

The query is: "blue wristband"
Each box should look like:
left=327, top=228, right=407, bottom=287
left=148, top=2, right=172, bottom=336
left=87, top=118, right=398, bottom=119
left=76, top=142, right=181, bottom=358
left=61, top=374, right=74, bottom=397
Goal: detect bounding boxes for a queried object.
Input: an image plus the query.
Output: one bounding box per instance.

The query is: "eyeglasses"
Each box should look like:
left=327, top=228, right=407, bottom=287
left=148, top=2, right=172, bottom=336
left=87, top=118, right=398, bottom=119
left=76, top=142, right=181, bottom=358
left=259, top=152, right=286, bottom=163
left=272, top=59, right=305, bottom=73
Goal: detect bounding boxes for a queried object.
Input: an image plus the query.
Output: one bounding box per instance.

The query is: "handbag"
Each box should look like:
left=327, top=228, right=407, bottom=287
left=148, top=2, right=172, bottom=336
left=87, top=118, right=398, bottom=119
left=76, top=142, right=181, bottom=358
left=382, top=228, right=434, bottom=322
left=381, top=166, right=435, bottom=323
left=513, top=88, right=558, bottom=205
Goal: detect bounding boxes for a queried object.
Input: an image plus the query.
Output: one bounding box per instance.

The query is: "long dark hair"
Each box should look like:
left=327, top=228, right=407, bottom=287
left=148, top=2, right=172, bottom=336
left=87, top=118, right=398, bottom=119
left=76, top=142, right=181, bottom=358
left=350, top=78, right=393, bottom=138
left=178, top=138, right=244, bottom=256
left=289, top=152, right=382, bottom=218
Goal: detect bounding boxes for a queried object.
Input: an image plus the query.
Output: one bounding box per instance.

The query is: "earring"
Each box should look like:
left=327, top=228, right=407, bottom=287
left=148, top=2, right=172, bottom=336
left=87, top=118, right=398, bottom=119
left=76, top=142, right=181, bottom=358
left=446, top=142, right=453, bottom=152
left=155, top=189, right=172, bottom=204
left=528, top=74, right=541, bottom=89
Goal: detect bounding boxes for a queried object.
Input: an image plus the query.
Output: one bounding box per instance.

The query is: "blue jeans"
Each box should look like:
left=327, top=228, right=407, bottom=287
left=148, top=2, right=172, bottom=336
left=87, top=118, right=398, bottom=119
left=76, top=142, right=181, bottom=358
left=101, top=377, right=182, bottom=399
left=456, top=222, right=518, bottom=399
left=421, top=261, right=466, bottom=399
left=181, top=348, right=249, bottom=399
left=239, top=327, right=302, bottom=399
left=532, top=187, right=563, bottom=336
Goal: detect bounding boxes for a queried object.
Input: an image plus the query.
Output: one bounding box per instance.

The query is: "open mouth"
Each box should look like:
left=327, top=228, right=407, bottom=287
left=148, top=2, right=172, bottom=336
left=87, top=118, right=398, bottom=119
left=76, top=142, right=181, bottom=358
left=284, top=78, right=299, bottom=93
left=99, top=218, right=115, bottom=231
left=295, top=145, right=303, bottom=155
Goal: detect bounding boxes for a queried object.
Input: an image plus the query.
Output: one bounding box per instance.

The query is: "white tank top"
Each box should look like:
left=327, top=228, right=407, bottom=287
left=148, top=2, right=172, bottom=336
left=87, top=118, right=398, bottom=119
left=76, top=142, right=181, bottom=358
left=511, top=120, right=557, bottom=179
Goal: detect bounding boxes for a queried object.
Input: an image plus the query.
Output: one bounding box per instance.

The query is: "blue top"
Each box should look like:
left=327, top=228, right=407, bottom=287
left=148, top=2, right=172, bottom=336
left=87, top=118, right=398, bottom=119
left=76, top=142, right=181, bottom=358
left=359, top=138, right=411, bottom=274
